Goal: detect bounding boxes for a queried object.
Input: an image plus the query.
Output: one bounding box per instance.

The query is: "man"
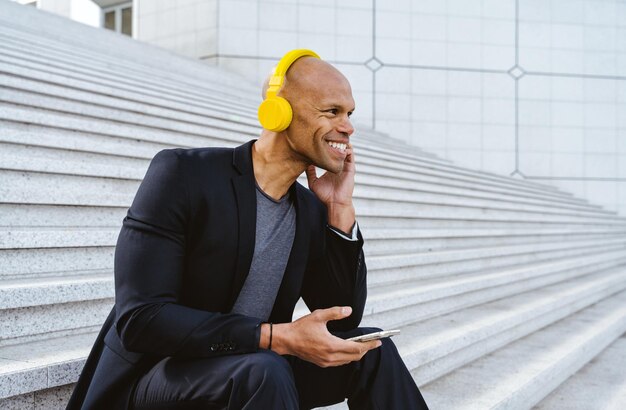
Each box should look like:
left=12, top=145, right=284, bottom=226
left=68, top=49, right=428, bottom=409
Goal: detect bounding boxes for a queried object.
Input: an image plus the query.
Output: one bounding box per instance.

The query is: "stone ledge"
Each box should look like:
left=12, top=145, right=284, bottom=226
left=0, top=332, right=95, bottom=399
left=422, top=287, right=626, bottom=408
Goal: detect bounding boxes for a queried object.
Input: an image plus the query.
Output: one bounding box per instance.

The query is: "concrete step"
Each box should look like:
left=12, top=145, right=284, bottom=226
left=0, top=247, right=114, bottom=280
left=0, top=16, right=259, bottom=100
left=0, top=26, right=488, bottom=168
left=0, top=107, right=451, bottom=193
left=2, top=228, right=623, bottom=283
left=4, top=169, right=622, bottom=227
left=0, top=331, right=97, bottom=399
left=0, top=120, right=173, bottom=160
left=294, top=247, right=626, bottom=324
left=0, top=75, right=574, bottom=201
left=0, top=227, right=119, bottom=250
left=352, top=155, right=581, bottom=204
left=364, top=228, right=626, bottom=256
left=364, top=249, right=626, bottom=323
left=0, top=61, right=440, bottom=165
left=7, top=187, right=618, bottom=231
left=7, top=240, right=624, bottom=342
left=0, top=271, right=113, bottom=343
left=353, top=169, right=601, bottom=211
left=3, top=264, right=622, bottom=404
left=355, top=157, right=588, bottom=209
left=0, top=144, right=609, bottom=218
left=402, top=265, right=626, bottom=385
left=357, top=176, right=595, bottom=213
left=7, top=251, right=617, bottom=347
left=3, top=225, right=624, bottom=256
left=355, top=129, right=444, bottom=162
left=0, top=32, right=445, bottom=165
left=367, top=240, right=626, bottom=286
left=420, top=285, right=626, bottom=409
left=0, top=12, right=260, bottom=100
left=0, top=130, right=590, bottom=211
left=0, top=300, right=109, bottom=347
left=0, top=273, right=113, bottom=309
left=353, top=185, right=614, bottom=219
left=1, top=201, right=619, bottom=235
left=0, top=204, right=126, bottom=228
left=0, top=103, right=246, bottom=149
left=0, top=14, right=261, bottom=96
left=0, top=378, right=74, bottom=409
left=355, top=203, right=626, bottom=229
left=10, top=247, right=623, bottom=344
left=0, top=81, right=567, bottom=203
left=368, top=236, right=626, bottom=273
left=0, top=50, right=258, bottom=126
left=534, top=334, right=626, bottom=410
left=0, top=79, right=432, bottom=179
left=325, top=169, right=589, bottom=214
left=0, top=68, right=260, bottom=135
left=356, top=213, right=623, bottom=230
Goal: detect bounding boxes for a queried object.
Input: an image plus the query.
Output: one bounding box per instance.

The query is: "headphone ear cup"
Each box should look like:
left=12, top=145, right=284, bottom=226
left=258, top=96, right=293, bottom=132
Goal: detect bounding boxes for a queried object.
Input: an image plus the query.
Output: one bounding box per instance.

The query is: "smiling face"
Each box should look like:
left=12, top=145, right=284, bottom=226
left=278, top=58, right=356, bottom=174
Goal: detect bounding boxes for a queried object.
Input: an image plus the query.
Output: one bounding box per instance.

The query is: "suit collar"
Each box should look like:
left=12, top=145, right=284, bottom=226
left=232, top=139, right=256, bottom=175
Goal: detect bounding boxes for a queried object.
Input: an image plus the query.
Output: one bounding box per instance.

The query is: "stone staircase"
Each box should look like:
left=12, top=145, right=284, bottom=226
left=1, top=2, right=626, bottom=408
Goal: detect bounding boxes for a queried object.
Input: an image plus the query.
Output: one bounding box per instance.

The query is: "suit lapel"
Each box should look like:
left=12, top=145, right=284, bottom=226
left=270, top=183, right=311, bottom=322
left=229, top=141, right=257, bottom=307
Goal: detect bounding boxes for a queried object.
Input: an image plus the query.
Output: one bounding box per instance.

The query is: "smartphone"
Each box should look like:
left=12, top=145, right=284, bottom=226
left=347, top=329, right=401, bottom=342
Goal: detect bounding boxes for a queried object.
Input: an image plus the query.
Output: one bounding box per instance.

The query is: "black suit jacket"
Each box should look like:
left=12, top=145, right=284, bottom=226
left=67, top=140, right=367, bottom=409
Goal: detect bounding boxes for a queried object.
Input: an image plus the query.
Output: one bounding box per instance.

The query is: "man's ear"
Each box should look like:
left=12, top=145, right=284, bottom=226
left=261, top=65, right=277, bottom=99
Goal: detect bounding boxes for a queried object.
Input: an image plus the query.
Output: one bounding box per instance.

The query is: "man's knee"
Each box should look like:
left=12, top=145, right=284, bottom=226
left=246, top=351, right=294, bottom=384
left=238, top=350, right=298, bottom=398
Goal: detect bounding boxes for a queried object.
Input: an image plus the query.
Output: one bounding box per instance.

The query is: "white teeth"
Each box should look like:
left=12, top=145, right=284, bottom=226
left=327, top=141, right=347, bottom=151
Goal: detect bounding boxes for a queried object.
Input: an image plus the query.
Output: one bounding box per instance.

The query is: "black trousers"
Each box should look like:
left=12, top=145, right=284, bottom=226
left=130, top=327, right=428, bottom=409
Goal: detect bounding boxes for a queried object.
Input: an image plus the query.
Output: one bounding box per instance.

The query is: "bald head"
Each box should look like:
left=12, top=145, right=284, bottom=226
left=262, top=57, right=351, bottom=101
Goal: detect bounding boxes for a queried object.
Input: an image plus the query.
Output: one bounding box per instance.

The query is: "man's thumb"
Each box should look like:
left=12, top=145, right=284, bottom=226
left=320, top=306, right=352, bottom=321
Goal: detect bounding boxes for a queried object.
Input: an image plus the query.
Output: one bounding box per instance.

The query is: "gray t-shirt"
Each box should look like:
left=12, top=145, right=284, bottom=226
left=230, top=183, right=296, bottom=321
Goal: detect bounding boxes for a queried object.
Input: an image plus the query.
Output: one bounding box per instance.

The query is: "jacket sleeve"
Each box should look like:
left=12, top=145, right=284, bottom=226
left=300, top=206, right=367, bottom=331
left=113, top=149, right=262, bottom=358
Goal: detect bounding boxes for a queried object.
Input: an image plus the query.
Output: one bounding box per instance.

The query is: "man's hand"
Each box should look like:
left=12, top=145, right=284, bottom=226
left=261, top=306, right=381, bottom=368
left=306, top=144, right=356, bottom=233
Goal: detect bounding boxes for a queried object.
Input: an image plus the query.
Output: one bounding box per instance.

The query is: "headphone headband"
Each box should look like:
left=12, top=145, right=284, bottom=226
left=266, top=49, right=320, bottom=97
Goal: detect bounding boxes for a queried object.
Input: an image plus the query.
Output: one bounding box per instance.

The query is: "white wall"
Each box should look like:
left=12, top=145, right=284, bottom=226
left=205, top=0, right=626, bottom=216
left=70, top=0, right=99, bottom=27
left=38, top=0, right=71, bottom=18
left=36, top=0, right=100, bottom=27
left=135, top=0, right=218, bottom=60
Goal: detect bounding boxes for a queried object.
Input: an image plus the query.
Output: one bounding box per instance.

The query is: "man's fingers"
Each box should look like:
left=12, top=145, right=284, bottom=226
left=323, top=339, right=382, bottom=367
left=305, top=165, right=317, bottom=186
left=362, top=339, right=383, bottom=352
left=314, top=306, right=352, bottom=322
left=331, top=337, right=381, bottom=356
left=346, top=339, right=381, bottom=354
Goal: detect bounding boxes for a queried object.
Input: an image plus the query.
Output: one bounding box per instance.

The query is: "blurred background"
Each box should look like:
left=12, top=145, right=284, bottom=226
left=13, top=0, right=626, bottom=216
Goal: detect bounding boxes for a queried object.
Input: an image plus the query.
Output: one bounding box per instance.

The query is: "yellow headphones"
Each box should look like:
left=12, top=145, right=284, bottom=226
left=258, top=49, right=321, bottom=132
